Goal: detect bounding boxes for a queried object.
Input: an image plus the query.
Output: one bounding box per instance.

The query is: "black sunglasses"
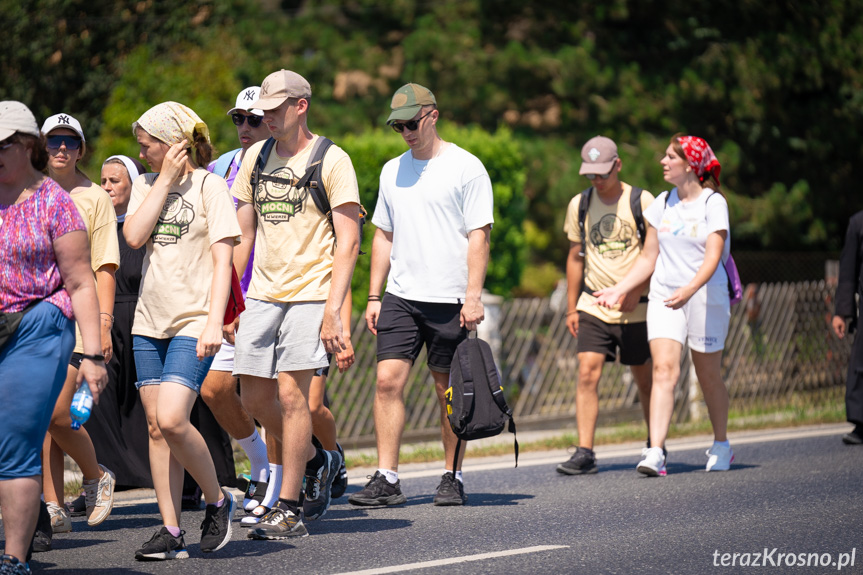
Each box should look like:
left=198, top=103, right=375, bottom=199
left=585, top=161, right=617, bottom=180
left=46, top=135, right=82, bottom=150
left=390, top=110, right=433, bottom=133
left=232, top=113, right=263, bottom=128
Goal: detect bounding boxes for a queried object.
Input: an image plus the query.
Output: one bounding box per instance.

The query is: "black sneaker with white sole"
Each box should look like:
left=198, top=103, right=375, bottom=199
left=302, top=449, right=341, bottom=521
left=200, top=487, right=235, bottom=553
left=348, top=471, right=407, bottom=506
left=248, top=507, right=308, bottom=539
left=330, top=443, right=348, bottom=499
left=556, top=446, right=598, bottom=475
left=134, top=527, right=189, bottom=561
left=433, top=472, right=466, bottom=506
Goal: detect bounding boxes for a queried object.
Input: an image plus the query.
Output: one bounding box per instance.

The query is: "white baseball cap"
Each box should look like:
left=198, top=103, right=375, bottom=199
left=227, top=86, right=264, bottom=117
left=42, top=113, right=86, bottom=141
left=0, top=101, right=40, bottom=141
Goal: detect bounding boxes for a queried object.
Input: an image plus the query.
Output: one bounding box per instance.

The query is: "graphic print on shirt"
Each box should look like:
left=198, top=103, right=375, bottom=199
left=152, top=192, right=195, bottom=245
left=590, top=214, right=635, bottom=259
left=254, top=166, right=309, bottom=225
left=659, top=215, right=697, bottom=237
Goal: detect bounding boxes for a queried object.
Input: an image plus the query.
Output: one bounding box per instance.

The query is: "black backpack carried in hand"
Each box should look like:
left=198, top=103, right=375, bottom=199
left=445, top=333, right=518, bottom=473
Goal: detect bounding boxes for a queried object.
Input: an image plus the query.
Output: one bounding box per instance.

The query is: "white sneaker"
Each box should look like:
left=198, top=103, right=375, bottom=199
left=47, top=501, right=72, bottom=533
left=637, top=447, right=667, bottom=477
left=705, top=443, right=734, bottom=471
left=84, top=464, right=116, bottom=526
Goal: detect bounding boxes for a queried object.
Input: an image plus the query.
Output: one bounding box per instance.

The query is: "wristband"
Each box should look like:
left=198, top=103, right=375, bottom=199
left=565, top=310, right=578, bottom=317
left=368, top=294, right=381, bottom=301
left=81, top=353, right=106, bottom=363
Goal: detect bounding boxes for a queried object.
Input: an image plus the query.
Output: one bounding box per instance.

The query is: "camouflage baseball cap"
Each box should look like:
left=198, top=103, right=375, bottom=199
left=386, top=83, right=436, bottom=124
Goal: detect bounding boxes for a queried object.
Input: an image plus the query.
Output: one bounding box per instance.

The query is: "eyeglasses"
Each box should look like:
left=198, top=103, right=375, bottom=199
left=390, top=110, right=433, bottom=133
left=232, top=113, right=263, bottom=128
left=584, top=162, right=617, bottom=180
left=46, top=135, right=82, bottom=150
left=0, top=138, right=16, bottom=152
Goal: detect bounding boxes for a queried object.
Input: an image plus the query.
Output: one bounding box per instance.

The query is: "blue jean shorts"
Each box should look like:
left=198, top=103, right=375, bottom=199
left=133, top=335, right=215, bottom=393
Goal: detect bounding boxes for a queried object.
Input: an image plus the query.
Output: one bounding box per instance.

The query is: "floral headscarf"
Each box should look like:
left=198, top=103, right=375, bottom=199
left=678, top=135, right=721, bottom=186
left=131, top=101, right=209, bottom=146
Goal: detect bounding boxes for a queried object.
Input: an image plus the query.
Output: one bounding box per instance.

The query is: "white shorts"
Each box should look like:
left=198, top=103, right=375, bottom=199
left=210, top=339, right=235, bottom=372
left=233, top=298, right=329, bottom=378
left=646, top=283, right=730, bottom=353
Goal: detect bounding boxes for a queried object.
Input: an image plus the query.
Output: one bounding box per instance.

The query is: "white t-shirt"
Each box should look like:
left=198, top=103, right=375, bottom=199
left=373, top=144, right=494, bottom=303
left=643, top=188, right=730, bottom=295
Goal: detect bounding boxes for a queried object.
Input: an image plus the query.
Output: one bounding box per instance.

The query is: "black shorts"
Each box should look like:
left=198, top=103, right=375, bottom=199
left=577, top=312, right=650, bottom=366
left=376, top=293, right=467, bottom=373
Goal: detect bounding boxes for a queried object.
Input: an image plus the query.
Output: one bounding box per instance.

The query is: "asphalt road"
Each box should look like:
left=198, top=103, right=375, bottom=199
left=10, top=423, right=863, bottom=574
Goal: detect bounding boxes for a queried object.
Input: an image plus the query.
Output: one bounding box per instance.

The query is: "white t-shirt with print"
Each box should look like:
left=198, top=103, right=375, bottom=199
left=373, top=144, right=494, bottom=303
left=643, top=188, right=730, bottom=295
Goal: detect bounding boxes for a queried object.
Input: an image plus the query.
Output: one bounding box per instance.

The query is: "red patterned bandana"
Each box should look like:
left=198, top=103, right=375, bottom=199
left=678, top=136, right=721, bottom=186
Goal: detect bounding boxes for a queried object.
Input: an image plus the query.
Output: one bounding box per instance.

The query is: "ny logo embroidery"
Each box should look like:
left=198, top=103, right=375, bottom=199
left=243, top=90, right=255, bottom=101
left=57, top=115, right=70, bottom=124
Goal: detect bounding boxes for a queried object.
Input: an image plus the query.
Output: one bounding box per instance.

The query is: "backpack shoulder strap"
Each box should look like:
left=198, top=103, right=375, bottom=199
left=250, top=137, right=278, bottom=190
left=296, top=137, right=335, bottom=219
left=214, top=148, right=241, bottom=179
left=630, top=186, right=645, bottom=246
left=577, top=186, right=593, bottom=257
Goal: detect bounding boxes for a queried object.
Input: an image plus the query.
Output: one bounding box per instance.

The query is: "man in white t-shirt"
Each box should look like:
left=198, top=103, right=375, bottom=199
left=231, top=70, right=361, bottom=538
left=349, top=83, right=494, bottom=508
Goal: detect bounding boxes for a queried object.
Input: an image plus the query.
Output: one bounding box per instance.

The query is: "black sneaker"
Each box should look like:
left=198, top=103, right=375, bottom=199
left=31, top=501, right=52, bottom=554
left=67, top=493, right=87, bottom=517
left=0, top=554, right=31, bottom=575
left=556, top=446, right=598, bottom=475
left=330, top=443, right=348, bottom=499
left=200, top=487, right=235, bottom=553
left=302, top=449, right=340, bottom=521
left=134, top=527, right=189, bottom=561
left=433, top=472, right=466, bottom=506
left=348, top=471, right=407, bottom=506
left=248, top=507, right=308, bottom=539
left=842, top=425, right=863, bottom=445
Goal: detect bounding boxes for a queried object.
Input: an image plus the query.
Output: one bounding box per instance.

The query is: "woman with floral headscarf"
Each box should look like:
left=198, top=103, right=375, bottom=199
left=124, top=102, right=240, bottom=559
left=594, top=133, right=733, bottom=477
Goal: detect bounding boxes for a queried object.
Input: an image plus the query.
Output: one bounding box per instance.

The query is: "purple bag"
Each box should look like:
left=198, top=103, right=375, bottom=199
left=724, top=254, right=743, bottom=305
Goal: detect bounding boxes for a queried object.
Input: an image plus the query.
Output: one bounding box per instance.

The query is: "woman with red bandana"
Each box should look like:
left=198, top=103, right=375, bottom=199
left=594, top=133, right=733, bottom=476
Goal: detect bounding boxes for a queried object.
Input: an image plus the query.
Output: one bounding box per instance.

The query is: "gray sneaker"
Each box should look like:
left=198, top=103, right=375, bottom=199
left=302, top=449, right=341, bottom=521
left=556, top=447, right=598, bottom=475
left=248, top=507, right=308, bottom=539
left=348, top=471, right=407, bottom=506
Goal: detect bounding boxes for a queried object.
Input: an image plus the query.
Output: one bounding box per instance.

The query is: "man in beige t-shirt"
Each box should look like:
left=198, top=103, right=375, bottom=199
left=231, top=70, right=360, bottom=539
left=557, top=135, right=656, bottom=476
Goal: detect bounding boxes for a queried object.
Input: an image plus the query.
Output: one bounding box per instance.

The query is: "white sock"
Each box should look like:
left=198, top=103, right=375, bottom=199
left=379, top=469, right=398, bottom=484
left=454, top=470, right=464, bottom=484
left=237, top=429, right=270, bottom=483
left=259, top=464, right=282, bottom=509
left=713, top=440, right=731, bottom=448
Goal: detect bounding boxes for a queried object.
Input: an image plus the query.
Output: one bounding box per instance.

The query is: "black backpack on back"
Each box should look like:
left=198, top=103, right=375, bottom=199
left=250, top=136, right=368, bottom=252
left=446, top=334, right=518, bottom=472
left=577, top=185, right=645, bottom=257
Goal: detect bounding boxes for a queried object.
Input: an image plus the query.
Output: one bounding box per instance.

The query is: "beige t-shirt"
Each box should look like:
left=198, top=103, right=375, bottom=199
left=128, top=169, right=241, bottom=339
left=232, top=135, right=360, bottom=302
left=563, top=182, right=654, bottom=324
left=70, top=182, right=120, bottom=353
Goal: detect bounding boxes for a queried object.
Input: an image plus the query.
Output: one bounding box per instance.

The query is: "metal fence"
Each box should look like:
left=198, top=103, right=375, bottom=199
left=328, top=281, right=852, bottom=447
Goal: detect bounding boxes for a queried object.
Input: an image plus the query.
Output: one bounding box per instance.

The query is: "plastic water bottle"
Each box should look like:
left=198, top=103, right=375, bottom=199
left=70, top=382, right=93, bottom=430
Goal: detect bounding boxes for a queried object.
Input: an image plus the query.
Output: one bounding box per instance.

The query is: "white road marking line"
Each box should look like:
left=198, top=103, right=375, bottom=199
left=331, top=545, right=569, bottom=575
left=349, top=423, right=849, bottom=482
